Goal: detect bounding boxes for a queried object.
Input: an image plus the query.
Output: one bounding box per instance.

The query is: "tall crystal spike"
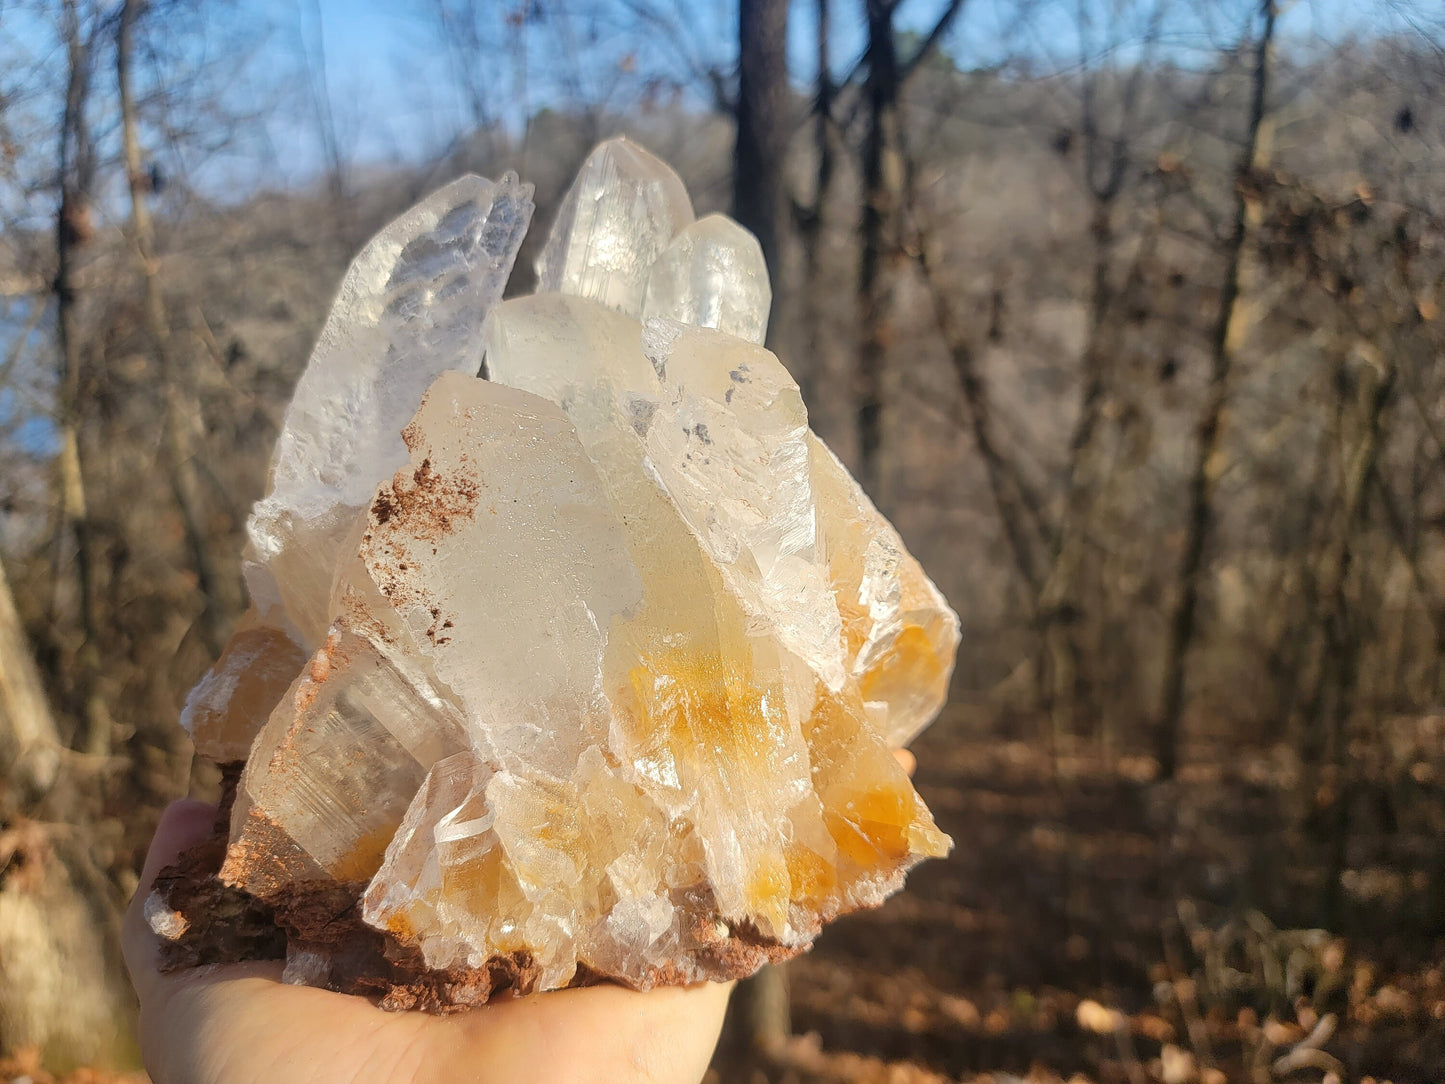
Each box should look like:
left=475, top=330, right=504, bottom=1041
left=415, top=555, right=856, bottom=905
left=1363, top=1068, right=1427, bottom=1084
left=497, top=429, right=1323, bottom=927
left=534, top=138, right=693, bottom=317
left=247, top=173, right=535, bottom=646
left=642, top=214, right=771, bottom=344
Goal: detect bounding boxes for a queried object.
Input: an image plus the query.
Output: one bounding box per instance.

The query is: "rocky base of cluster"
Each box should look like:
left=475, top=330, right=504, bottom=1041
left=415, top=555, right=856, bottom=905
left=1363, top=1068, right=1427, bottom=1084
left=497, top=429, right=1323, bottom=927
left=151, top=770, right=802, bottom=1011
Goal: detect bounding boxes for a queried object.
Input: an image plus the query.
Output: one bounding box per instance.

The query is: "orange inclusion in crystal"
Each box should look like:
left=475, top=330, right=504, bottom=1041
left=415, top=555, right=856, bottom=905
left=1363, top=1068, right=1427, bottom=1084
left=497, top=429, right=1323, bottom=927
left=383, top=906, right=421, bottom=942
left=442, top=851, right=501, bottom=915
left=626, top=649, right=777, bottom=778
left=804, top=687, right=921, bottom=869
left=627, top=648, right=794, bottom=918
left=824, top=788, right=914, bottom=867
left=744, top=857, right=789, bottom=915
left=859, top=623, right=946, bottom=703
left=785, top=843, right=838, bottom=902
left=625, top=650, right=931, bottom=920
left=442, top=850, right=528, bottom=953
left=330, top=825, right=400, bottom=883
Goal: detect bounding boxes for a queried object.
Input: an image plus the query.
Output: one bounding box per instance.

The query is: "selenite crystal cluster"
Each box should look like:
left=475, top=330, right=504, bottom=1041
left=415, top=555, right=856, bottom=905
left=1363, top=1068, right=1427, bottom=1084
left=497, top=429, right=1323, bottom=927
left=156, top=138, right=960, bottom=1009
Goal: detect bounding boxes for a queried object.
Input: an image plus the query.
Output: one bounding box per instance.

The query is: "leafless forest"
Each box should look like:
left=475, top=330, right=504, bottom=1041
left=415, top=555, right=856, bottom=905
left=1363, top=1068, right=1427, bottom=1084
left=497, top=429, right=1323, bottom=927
left=2, top=0, right=1444, bottom=1080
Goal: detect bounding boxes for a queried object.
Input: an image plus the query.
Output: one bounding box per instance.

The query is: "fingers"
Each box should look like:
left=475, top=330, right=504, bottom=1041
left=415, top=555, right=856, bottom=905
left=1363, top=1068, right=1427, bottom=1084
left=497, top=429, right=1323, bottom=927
left=893, top=747, right=916, bottom=777
left=421, top=979, right=735, bottom=1084
left=122, top=798, right=735, bottom=1084
left=123, top=799, right=218, bottom=1002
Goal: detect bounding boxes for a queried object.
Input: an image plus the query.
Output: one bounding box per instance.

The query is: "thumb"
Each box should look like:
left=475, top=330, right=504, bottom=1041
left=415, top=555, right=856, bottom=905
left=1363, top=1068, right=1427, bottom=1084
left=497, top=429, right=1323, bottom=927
left=122, top=799, right=219, bottom=1000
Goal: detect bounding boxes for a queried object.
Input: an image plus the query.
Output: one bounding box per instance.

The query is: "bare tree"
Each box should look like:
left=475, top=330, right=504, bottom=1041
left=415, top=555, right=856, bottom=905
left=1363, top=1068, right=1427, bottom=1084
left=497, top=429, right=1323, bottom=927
left=733, top=0, right=790, bottom=347
left=2, top=556, right=130, bottom=1065
left=1155, top=0, right=1276, bottom=779
left=431, top=0, right=499, bottom=133
left=793, top=0, right=838, bottom=422
left=0, top=556, right=60, bottom=811
left=854, top=0, right=966, bottom=496
left=1022, top=0, right=1172, bottom=749
left=117, top=0, right=232, bottom=659
left=854, top=0, right=902, bottom=496
left=52, top=0, right=110, bottom=757
left=729, top=0, right=796, bottom=1051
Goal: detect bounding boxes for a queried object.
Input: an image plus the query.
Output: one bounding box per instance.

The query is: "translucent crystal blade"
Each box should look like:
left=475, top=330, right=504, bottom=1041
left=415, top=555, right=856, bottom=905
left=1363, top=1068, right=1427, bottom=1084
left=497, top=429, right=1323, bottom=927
left=535, top=138, right=693, bottom=317
left=355, top=370, right=643, bottom=777
left=639, top=319, right=846, bottom=693
left=222, top=628, right=468, bottom=899
left=482, top=295, right=725, bottom=658
left=247, top=173, right=535, bottom=646
left=642, top=214, right=771, bottom=344
left=808, top=435, right=960, bottom=746
left=180, top=611, right=308, bottom=762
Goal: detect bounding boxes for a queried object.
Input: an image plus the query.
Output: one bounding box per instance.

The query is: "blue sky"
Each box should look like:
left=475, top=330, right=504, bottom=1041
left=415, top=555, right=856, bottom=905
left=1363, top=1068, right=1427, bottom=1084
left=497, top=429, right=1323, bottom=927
left=257, top=0, right=1396, bottom=175
left=0, top=0, right=1415, bottom=201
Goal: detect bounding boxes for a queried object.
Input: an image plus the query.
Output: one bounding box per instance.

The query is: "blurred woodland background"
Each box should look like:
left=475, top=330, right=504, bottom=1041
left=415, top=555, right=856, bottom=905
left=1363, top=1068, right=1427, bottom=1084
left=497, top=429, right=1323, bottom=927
left=1, top=0, right=1444, bottom=1080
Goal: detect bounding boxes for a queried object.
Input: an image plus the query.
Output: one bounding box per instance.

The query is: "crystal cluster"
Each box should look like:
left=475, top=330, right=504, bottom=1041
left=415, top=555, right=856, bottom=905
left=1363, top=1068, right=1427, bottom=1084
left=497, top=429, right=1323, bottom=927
left=172, top=139, right=959, bottom=1004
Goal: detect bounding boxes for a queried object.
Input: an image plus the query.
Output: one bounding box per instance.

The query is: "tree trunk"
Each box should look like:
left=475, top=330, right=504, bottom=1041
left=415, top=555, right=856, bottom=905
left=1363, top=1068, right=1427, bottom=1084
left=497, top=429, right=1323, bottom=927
left=0, top=556, right=61, bottom=811
left=1308, top=359, right=1392, bottom=926
left=733, top=0, right=790, bottom=347
left=911, top=245, right=1048, bottom=599
left=53, top=0, right=109, bottom=758
left=1154, top=0, right=1275, bottom=780
left=796, top=0, right=838, bottom=435
left=118, top=0, right=231, bottom=659
left=855, top=0, right=900, bottom=497
left=1298, top=361, right=1393, bottom=762
left=0, top=822, right=138, bottom=1071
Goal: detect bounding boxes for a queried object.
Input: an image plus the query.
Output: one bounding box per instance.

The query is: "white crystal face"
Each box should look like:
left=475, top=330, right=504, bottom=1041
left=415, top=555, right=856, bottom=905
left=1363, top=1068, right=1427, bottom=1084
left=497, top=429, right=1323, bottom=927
left=248, top=173, right=535, bottom=646
left=201, top=142, right=959, bottom=1001
left=643, top=213, right=772, bottom=344
left=535, top=137, right=694, bottom=317
left=357, top=371, right=643, bottom=778
left=639, top=319, right=846, bottom=693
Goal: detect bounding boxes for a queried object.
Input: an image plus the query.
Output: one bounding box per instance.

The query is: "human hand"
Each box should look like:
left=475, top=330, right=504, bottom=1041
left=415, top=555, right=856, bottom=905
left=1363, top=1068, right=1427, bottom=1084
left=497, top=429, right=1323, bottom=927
left=123, top=801, right=733, bottom=1084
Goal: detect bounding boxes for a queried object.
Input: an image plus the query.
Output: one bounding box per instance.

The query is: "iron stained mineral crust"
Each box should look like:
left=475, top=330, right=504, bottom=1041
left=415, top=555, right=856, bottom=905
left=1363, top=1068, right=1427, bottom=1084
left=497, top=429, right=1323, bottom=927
left=150, top=138, right=960, bottom=1011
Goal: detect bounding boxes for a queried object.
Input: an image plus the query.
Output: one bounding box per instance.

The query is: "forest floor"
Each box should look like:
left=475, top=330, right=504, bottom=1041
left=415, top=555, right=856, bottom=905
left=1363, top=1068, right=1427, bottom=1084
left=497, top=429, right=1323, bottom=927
left=710, top=712, right=1445, bottom=1084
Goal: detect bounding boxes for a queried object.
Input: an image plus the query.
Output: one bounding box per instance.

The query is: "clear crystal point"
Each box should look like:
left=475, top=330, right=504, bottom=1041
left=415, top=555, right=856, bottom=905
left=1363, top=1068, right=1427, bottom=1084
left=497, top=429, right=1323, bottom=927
left=247, top=173, right=535, bottom=647
left=643, top=213, right=771, bottom=343
left=535, top=137, right=694, bottom=317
